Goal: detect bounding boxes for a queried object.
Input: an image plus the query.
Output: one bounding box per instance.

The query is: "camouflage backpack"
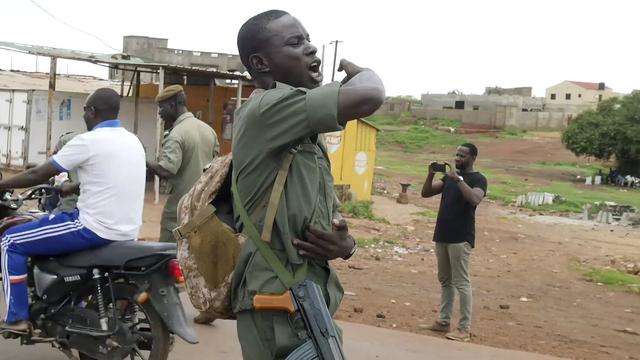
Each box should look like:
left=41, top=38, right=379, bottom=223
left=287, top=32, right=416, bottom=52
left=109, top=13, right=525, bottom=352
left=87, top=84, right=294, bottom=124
left=173, top=151, right=296, bottom=320
left=173, top=154, right=242, bottom=319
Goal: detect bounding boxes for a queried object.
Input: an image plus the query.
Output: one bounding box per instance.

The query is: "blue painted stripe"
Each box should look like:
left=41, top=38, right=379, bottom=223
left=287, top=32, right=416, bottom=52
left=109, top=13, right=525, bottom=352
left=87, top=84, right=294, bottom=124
left=92, top=119, right=121, bottom=130
left=49, top=159, right=68, bottom=172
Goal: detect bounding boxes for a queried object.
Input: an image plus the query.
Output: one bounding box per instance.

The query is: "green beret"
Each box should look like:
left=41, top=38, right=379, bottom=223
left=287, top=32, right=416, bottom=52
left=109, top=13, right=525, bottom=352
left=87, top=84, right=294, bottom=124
left=155, top=85, right=184, bottom=103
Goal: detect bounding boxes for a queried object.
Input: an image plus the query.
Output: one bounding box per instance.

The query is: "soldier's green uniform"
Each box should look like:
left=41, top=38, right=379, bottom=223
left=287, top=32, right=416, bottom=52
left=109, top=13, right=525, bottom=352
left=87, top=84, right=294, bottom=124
left=158, top=112, right=219, bottom=242
left=232, top=82, right=344, bottom=359
left=53, top=132, right=79, bottom=212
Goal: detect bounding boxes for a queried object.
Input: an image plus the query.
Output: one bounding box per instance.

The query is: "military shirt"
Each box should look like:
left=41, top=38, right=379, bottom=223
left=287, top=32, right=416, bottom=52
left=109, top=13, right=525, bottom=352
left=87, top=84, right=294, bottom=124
left=158, top=112, right=219, bottom=236
left=54, top=171, right=79, bottom=212
left=53, top=132, right=79, bottom=212
left=231, top=81, right=344, bottom=314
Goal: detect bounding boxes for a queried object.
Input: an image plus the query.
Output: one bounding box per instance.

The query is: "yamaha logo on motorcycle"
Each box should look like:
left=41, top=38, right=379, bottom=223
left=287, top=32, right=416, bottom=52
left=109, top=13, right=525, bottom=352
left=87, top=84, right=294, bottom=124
left=63, top=275, right=82, bottom=283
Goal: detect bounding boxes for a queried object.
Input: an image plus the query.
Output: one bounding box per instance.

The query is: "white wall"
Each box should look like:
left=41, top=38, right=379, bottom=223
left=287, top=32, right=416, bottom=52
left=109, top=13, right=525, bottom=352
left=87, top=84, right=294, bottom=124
left=119, top=97, right=158, bottom=160
left=26, top=91, right=159, bottom=166
left=0, top=90, right=30, bottom=168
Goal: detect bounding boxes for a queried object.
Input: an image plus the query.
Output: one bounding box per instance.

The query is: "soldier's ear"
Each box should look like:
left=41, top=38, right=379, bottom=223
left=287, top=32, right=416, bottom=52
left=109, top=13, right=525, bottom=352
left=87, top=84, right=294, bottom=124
left=249, top=53, right=270, bottom=74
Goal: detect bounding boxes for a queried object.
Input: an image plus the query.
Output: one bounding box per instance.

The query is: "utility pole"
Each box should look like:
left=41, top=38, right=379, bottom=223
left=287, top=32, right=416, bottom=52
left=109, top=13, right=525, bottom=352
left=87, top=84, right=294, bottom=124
left=321, top=44, right=325, bottom=75
left=330, top=40, right=343, bottom=82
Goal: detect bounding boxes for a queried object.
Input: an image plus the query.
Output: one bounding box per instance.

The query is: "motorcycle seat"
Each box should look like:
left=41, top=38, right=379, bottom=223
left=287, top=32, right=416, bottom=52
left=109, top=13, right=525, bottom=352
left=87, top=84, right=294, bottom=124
left=56, top=241, right=176, bottom=268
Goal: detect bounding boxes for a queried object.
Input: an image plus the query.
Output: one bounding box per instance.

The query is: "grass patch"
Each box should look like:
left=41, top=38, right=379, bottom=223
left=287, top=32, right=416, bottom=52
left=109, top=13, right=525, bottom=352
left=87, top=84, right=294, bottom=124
left=377, top=125, right=465, bottom=152
left=366, top=113, right=402, bottom=125
left=530, top=161, right=607, bottom=177
left=481, top=169, right=533, bottom=205
left=355, top=238, right=398, bottom=248
left=341, top=201, right=388, bottom=223
left=525, top=200, right=583, bottom=213
left=375, top=153, right=428, bottom=177
left=426, top=118, right=463, bottom=129
left=413, top=209, right=438, bottom=218
left=481, top=169, right=640, bottom=212
left=477, top=130, right=529, bottom=141
left=582, top=268, right=640, bottom=295
left=539, top=182, right=640, bottom=211
left=499, top=130, right=529, bottom=138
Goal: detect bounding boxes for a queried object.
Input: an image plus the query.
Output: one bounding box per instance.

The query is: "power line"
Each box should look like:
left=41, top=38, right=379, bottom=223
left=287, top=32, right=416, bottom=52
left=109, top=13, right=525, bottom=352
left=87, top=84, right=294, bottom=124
left=29, top=0, right=120, bottom=52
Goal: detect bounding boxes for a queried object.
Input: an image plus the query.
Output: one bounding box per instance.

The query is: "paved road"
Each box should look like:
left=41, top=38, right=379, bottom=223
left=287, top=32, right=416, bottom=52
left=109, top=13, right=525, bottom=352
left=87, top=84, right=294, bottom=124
left=2, top=294, right=564, bottom=360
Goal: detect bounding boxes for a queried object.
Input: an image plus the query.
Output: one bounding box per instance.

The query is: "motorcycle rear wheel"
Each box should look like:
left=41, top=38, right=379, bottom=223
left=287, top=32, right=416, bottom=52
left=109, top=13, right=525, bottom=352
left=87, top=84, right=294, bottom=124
left=78, top=298, right=171, bottom=360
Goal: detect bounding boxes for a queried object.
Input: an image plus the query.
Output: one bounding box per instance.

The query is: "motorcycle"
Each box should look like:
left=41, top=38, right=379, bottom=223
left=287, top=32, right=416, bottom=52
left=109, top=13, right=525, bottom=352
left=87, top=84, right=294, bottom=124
left=0, top=178, right=198, bottom=360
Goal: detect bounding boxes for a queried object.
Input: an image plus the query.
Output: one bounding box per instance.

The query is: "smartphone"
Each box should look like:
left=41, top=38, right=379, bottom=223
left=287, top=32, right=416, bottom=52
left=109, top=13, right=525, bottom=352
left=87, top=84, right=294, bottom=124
left=430, top=162, right=447, bottom=173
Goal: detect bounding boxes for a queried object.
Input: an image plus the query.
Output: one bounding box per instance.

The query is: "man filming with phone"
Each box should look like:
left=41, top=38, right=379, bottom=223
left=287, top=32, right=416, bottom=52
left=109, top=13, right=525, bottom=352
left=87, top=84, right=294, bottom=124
left=421, top=143, right=488, bottom=342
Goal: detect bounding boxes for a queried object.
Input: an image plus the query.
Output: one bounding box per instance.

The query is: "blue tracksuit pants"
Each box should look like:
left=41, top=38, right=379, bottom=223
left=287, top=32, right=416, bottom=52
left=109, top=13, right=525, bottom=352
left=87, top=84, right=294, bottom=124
left=1, top=210, right=111, bottom=322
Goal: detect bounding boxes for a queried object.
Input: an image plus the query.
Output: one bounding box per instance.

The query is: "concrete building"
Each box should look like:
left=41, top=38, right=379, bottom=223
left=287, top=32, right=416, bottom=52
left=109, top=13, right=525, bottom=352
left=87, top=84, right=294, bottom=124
left=421, top=93, right=544, bottom=113
left=414, top=81, right=624, bottom=131
left=484, top=86, right=532, bottom=97
left=375, top=98, right=413, bottom=116
left=411, top=103, right=572, bottom=132
left=545, top=81, right=620, bottom=113
left=109, top=36, right=245, bottom=83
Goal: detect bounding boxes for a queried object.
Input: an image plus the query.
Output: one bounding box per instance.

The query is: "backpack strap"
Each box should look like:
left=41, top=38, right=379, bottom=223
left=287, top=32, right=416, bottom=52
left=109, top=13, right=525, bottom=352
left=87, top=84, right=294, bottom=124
left=231, top=147, right=307, bottom=289
left=172, top=204, right=215, bottom=241
left=261, top=147, right=298, bottom=242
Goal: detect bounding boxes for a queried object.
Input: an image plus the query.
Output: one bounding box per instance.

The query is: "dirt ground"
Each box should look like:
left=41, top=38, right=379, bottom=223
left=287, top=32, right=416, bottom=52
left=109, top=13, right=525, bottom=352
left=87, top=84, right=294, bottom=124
left=334, top=198, right=640, bottom=360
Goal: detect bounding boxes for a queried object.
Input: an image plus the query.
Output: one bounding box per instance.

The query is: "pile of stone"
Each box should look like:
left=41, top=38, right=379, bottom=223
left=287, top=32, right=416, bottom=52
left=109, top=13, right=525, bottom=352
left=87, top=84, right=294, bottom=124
left=620, top=212, right=640, bottom=226
left=515, top=192, right=558, bottom=207
left=583, top=175, right=604, bottom=185
left=583, top=202, right=639, bottom=225
left=373, top=179, right=388, bottom=195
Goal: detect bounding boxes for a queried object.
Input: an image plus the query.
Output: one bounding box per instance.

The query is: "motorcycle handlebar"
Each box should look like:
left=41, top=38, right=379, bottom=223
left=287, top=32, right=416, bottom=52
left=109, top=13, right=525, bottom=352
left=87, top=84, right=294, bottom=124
left=0, top=185, right=57, bottom=210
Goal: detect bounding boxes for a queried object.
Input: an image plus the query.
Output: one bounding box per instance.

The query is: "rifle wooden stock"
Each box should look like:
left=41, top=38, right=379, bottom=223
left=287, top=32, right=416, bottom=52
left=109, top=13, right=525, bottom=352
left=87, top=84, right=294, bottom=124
left=253, top=293, right=296, bottom=314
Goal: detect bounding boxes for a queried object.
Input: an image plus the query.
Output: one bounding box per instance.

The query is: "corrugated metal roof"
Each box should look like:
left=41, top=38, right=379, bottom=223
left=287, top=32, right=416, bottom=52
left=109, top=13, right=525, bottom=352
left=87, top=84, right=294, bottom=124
left=0, top=41, right=151, bottom=65
left=358, top=118, right=381, bottom=131
left=0, top=41, right=251, bottom=81
left=0, top=70, right=121, bottom=93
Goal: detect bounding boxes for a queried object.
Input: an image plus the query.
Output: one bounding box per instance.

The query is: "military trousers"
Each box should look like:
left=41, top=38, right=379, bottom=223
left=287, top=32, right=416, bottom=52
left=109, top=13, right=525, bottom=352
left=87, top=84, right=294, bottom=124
left=236, top=308, right=343, bottom=360
left=159, top=201, right=177, bottom=243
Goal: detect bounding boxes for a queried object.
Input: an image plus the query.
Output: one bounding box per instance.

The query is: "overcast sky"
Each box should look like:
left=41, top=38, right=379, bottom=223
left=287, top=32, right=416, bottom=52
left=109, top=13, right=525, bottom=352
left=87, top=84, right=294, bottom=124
left=0, top=0, right=638, bottom=97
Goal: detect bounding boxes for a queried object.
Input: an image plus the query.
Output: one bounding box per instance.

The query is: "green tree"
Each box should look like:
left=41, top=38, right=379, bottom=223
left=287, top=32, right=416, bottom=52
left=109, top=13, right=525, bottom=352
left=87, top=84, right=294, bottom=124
left=484, top=86, right=505, bottom=96
left=562, top=91, right=640, bottom=175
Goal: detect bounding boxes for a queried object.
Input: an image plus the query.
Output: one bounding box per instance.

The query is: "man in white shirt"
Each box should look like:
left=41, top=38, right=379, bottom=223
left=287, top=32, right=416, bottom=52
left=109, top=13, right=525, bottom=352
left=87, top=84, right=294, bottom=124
left=0, top=88, right=146, bottom=333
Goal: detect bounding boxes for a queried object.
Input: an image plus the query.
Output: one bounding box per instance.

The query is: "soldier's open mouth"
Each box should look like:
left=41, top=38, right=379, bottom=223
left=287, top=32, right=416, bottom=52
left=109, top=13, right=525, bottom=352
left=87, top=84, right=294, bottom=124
left=309, top=60, right=323, bottom=82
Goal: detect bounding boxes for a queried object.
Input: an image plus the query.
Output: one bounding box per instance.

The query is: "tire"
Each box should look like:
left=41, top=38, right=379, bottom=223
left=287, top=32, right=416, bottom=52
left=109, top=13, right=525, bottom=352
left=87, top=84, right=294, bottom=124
left=78, top=289, right=171, bottom=360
